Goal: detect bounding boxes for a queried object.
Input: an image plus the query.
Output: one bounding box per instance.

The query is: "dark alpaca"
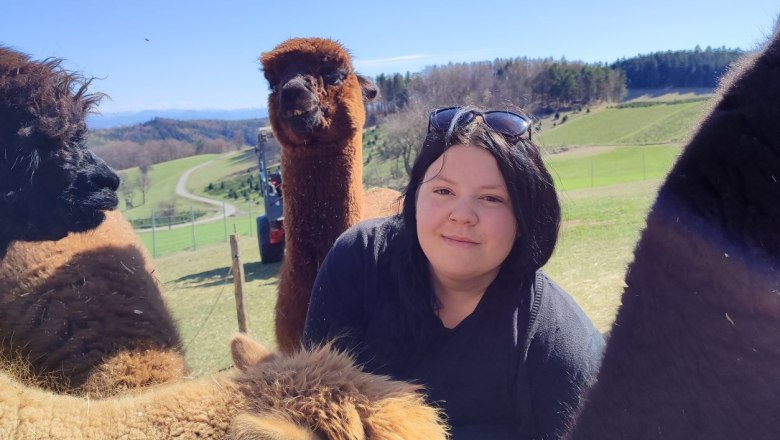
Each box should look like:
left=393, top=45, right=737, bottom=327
left=566, top=27, right=780, bottom=439
left=0, top=211, right=186, bottom=397
left=0, top=46, right=119, bottom=257
left=261, top=38, right=382, bottom=352
left=0, top=47, right=182, bottom=397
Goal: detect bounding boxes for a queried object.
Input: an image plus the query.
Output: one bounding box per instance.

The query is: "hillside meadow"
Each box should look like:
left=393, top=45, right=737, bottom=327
left=126, top=98, right=702, bottom=373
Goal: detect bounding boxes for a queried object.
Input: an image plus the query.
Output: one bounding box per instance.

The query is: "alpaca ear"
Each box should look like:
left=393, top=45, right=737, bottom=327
left=230, top=334, right=274, bottom=372
left=357, top=75, right=378, bottom=101
left=230, top=413, right=320, bottom=440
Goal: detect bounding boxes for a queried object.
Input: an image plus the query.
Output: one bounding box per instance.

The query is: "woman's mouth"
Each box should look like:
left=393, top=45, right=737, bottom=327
left=443, top=235, right=478, bottom=248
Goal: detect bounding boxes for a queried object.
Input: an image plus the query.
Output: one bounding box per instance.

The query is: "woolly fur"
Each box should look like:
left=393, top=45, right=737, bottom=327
left=0, top=335, right=447, bottom=439
left=0, top=211, right=185, bottom=396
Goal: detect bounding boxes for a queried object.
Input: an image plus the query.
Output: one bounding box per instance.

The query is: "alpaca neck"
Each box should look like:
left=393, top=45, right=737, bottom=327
left=3, top=373, right=244, bottom=438
left=281, top=132, right=364, bottom=253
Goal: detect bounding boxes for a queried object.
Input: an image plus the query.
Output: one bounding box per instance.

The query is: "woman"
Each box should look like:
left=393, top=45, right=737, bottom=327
left=303, top=107, right=604, bottom=439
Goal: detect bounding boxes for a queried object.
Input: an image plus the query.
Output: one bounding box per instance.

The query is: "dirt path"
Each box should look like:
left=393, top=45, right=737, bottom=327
left=136, top=160, right=238, bottom=231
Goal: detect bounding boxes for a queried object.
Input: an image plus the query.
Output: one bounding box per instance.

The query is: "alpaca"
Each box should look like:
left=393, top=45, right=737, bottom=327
left=0, top=210, right=186, bottom=397
left=565, top=26, right=780, bottom=439
left=0, top=46, right=120, bottom=257
left=0, top=334, right=447, bottom=439
left=261, top=37, right=394, bottom=352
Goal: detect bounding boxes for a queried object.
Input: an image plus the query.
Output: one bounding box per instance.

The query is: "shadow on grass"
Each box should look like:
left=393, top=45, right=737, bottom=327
left=169, top=260, right=282, bottom=288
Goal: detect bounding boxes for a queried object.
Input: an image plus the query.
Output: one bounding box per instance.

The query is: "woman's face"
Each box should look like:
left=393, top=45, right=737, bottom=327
left=416, top=144, right=518, bottom=287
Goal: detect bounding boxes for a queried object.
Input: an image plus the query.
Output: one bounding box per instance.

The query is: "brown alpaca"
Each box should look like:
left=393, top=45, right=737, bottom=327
left=0, top=46, right=120, bottom=257
left=0, top=210, right=186, bottom=397
left=565, top=27, right=780, bottom=439
left=261, top=38, right=399, bottom=352
left=0, top=334, right=447, bottom=439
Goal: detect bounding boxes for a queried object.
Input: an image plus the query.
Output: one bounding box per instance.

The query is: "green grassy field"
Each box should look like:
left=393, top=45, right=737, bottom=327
left=544, top=144, right=680, bottom=191
left=155, top=236, right=278, bottom=374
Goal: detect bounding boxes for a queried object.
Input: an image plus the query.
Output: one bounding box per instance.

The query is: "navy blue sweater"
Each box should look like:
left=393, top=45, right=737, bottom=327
left=303, top=217, right=604, bottom=439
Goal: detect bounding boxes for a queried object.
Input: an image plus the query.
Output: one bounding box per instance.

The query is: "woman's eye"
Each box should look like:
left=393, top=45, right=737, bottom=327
left=482, top=195, right=504, bottom=203
left=433, top=188, right=451, bottom=195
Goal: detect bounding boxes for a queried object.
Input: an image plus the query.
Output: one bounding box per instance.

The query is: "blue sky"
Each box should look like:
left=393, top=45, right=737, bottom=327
left=3, top=0, right=778, bottom=114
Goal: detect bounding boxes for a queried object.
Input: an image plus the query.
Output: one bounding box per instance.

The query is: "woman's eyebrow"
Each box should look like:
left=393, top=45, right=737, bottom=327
left=426, top=174, right=507, bottom=191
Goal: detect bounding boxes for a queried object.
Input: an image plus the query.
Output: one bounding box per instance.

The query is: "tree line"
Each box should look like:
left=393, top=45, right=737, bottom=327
left=372, top=58, right=625, bottom=119
left=88, top=117, right=266, bottom=170
left=611, top=46, right=743, bottom=89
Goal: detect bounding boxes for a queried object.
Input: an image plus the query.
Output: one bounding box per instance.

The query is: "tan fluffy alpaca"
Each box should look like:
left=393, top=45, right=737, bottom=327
left=0, top=211, right=185, bottom=397
left=0, top=334, right=447, bottom=440
left=261, top=38, right=400, bottom=353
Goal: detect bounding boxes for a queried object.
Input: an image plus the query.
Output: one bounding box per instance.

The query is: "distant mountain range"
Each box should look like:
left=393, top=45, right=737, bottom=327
left=88, top=107, right=269, bottom=129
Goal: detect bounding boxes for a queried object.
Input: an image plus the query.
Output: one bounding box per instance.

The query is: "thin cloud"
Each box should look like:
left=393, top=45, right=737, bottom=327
left=356, top=54, right=429, bottom=67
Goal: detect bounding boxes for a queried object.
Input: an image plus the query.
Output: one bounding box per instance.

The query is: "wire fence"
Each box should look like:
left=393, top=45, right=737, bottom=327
left=134, top=204, right=260, bottom=258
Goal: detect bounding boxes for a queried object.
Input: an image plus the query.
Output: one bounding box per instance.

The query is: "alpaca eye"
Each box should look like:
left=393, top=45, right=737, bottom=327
left=321, top=68, right=346, bottom=85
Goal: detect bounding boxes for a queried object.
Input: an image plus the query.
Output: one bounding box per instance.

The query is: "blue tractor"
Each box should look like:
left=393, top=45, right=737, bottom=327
left=255, top=128, right=284, bottom=263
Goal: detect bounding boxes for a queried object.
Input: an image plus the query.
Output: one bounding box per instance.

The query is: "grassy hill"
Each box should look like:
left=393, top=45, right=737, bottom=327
left=538, top=99, right=710, bottom=147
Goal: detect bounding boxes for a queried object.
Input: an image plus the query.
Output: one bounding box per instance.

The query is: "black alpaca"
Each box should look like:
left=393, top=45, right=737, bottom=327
left=566, top=27, right=780, bottom=440
left=0, top=46, right=119, bottom=256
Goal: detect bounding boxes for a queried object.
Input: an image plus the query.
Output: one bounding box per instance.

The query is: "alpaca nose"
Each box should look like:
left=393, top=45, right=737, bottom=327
left=88, top=152, right=120, bottom=191
left=280, top=77, right=317, bottom=117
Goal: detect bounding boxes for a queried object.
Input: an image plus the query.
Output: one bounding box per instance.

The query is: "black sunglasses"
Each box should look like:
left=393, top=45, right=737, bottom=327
left=428, top=107, right=532, bottom=141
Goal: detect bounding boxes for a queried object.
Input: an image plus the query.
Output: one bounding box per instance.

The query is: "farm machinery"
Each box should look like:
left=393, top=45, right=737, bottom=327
left=255, top=128, right=284, bottom=263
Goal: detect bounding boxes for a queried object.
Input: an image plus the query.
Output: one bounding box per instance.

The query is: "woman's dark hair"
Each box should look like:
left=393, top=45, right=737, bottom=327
left=392, top=106, right=561, bottom=355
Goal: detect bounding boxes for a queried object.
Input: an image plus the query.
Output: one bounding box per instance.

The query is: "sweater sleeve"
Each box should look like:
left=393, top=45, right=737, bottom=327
left=302, top=220, right=376, bottom=354
left=525, top=275, right=605, bottom=440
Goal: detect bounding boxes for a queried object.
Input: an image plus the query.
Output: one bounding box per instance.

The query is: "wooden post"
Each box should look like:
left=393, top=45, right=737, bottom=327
left=230, top=234, right=248, bottom=333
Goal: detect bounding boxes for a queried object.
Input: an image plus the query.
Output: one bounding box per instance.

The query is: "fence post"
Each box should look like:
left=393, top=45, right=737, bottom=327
left=229, top=234, right=248, bottom=333
left=190, top=206, right=196, bottom=251
left=151, top=208, right=157, bottom=258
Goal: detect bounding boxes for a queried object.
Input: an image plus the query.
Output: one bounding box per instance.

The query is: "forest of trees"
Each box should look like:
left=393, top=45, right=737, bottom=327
left=371, top=58, right=626, bottom=119
left=612, top=46, right=743, bottom=88
left=88, top=117, right=266, bottom=170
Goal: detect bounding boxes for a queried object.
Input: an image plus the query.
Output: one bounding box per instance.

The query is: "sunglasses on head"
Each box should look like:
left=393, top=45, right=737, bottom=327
left=428, top=107, right=532, bottom=141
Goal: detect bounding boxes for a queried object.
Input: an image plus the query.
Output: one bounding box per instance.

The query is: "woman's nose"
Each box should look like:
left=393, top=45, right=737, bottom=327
left=448, top=199, right=478, bottom=224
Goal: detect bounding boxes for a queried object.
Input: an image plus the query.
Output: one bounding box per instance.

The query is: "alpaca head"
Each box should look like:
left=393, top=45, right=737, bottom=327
left=229, top=334, right=447, bottom=440
left=0, top=47, right=119, bottom=252
left=261, top=38, right=378, bottom=149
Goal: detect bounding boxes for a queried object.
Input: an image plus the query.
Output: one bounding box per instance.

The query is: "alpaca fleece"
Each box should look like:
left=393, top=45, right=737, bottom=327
left=0, top=335, right=447, bottom=439
left=0, top=211, right=185, bottom=396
